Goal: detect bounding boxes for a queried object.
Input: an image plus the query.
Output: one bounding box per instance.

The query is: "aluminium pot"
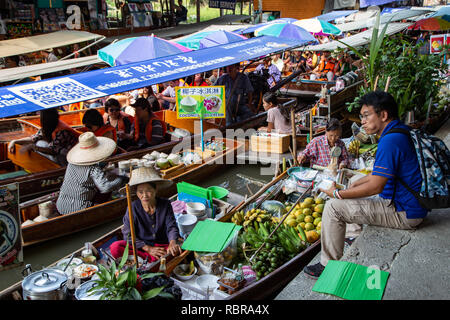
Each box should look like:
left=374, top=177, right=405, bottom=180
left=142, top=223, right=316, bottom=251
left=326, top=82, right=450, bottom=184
left=21, top=264, right=68, bottom=300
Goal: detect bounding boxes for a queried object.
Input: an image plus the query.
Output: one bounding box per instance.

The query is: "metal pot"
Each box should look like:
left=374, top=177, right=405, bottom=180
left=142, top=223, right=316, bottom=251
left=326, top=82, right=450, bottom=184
left=21, top=264, right=68, bottom=300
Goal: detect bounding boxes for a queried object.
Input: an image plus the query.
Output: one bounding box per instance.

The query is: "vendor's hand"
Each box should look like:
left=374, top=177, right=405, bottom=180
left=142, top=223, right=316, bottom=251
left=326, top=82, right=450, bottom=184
left=297, top=153, right=306, bottom=165
left=339, top=162, right=346, bottom=170
left=143, top=245, right=166, bottom=259
left=167, top=240, right=182, bottom=257
left=320, top=181, right=337, bottom=199
left=7, top=140, right=16, bottom=153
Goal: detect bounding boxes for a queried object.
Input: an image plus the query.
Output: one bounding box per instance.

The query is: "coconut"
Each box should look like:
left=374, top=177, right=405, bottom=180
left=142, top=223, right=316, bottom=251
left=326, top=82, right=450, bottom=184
left=150, top=151, right=160, bottom=159
left=156, top=158, right=170, bottom=170
left=167, top=153, right=180, bottom=166
left=159, top=152, right=168, bottom=158
left=142, top=153, right=156, bottom=161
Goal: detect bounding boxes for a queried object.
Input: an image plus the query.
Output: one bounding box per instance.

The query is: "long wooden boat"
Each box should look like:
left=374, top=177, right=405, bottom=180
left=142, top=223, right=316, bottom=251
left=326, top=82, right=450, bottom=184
left=17, top=137, right=243, bottom=247
left=0, top=169, right=320, bottom=300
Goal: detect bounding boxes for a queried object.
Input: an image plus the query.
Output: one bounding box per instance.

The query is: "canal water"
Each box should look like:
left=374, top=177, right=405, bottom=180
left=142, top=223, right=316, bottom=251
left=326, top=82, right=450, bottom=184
left=0, top=163, right=274, bottom=292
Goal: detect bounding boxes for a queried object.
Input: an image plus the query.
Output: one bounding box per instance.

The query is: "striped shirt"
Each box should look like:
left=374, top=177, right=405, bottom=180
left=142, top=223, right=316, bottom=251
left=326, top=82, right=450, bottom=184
left=300, top=134, right=349, bottom=167
left=133, top=118, right=164, bottom=149
left=56, top=163, right=126, bottom=215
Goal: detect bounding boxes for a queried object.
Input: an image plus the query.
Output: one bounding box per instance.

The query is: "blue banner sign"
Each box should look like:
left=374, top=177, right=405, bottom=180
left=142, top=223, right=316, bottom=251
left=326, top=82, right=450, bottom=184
left=209, top=0, right=237, bottom=10
left=0, top=36, right=304, bottom=118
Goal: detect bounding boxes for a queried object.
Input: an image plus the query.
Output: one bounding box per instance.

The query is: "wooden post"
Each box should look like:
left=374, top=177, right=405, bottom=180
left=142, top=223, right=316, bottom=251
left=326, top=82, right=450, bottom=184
left=240, top=0, right=243, bottom=15
left=249, top=0, right=252, bottom=15
left=259, top=0, right=263, bottom=22
left=169, top=0, right=175, bottom=26
left=196, top=0, right=200, bottom=23
left=384, top=76, right=391, bottom=92
left=290, top=107, right=297, bottom=166
left=125, top=183, right=139, bottom=268
left=309, top=107, right=313, bottom=139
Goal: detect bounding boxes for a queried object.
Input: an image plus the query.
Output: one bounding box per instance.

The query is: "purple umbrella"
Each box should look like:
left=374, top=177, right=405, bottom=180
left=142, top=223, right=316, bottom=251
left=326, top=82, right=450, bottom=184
left=198, top=30, right=248, bottom=49
left=98, top=35, right=192, bottom=66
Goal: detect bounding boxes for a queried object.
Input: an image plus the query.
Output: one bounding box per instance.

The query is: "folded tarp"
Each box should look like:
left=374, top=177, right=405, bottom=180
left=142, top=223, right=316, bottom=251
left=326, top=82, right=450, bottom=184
left=0, top=30, right=105, bottom=59
left=0, top=35, right=305, bottom=118
left=0, top=56, right=105, bottom=83
left=360, top=0, right=401, bottom=7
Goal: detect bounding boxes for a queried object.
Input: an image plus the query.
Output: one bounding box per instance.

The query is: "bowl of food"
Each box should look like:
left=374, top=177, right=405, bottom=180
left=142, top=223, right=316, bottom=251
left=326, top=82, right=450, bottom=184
left=180, top=96, right=198, bottom=113
left=186, top=202, right=206, bottom=216
left=173, top=262, right=197, bottom=281
left=72, top=264, right=98, bottom=280
left=203, top=96, right=221, bottom=112
left=196, top=274, right=219, bottom=292
left=56, top=257, right=83, bottom=270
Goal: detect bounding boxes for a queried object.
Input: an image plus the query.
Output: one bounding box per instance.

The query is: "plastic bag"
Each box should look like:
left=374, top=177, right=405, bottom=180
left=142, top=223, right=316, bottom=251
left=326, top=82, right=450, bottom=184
left=261, top=200, right=286, bottom=218
left=194, top=230, right=238, bottom=275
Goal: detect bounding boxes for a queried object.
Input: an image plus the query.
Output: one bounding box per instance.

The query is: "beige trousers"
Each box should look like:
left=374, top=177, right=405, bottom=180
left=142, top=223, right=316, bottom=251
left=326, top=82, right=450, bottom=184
left=320, top=197, right=423, bottom=266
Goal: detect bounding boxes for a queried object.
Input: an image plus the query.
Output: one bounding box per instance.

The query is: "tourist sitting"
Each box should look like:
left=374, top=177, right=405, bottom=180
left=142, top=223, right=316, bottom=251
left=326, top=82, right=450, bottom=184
left=109, top=166, right=182, bottom=262
left=81, top=109, right=117, bottom=142
left=297, top=118, right=349, bottom=170
left=310, top=52, right=336, bottom=82
left=207, top=69, right=220, bottom=85
left=175, top=0, right=188, bottom=25
left=56, top=132, right=127, bottom=215
left=103, top=98, right=134, bottom=150
left=130, top=97, right=168, bottom=150
left=303, top=91, right=427, bottom=279
left=258, top=92, right=292, bottom=134
left=156, top=80, right=178, bottom=110
left=188, top=73, right=209, bottom=86
left=8, top=108, right=80, bottom=166
left=334, top=52, right=357, bottom=77
left=271, top=54, right=284, bottom=73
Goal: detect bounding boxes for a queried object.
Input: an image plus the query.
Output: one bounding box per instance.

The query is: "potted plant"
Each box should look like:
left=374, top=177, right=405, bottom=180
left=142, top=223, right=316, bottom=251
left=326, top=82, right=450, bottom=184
left=89, top=242, right=174, bottom=300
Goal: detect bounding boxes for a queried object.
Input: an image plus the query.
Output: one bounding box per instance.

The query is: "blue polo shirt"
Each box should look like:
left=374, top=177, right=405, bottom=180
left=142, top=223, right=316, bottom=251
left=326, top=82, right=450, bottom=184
left=372, top=120, right=428, bottom=219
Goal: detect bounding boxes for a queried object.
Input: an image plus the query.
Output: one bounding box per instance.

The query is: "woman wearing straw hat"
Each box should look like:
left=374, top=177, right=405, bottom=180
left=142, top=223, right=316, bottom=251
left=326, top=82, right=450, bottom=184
left=56, top=132, right=128, bottom=215
left=109, top=167, right=182, bottom=262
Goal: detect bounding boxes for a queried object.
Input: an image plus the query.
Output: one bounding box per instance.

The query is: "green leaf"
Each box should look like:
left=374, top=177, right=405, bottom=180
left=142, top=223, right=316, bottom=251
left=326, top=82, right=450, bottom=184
left=142, top=286, right=166, bottom=300
left=118, top=241, right=130, bottom=270
left=116, top=271, right=129, bottom=287
left=130, top=288, right=142, bottom=300
left=139, top=272, right=164, bottom=280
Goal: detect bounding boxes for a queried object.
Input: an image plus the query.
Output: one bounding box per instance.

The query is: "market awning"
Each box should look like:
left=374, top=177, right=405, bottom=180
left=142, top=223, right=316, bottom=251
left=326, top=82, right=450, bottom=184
left=0, top=30, right=105, bottom=58
left=0, top=56, right=106, bottom=83
left=0, top=35, right=303, bottom=118
left=315, top=10, right=358, bottom=22
left=297, top=22, right=411, bottom=51
left=335, top=8, right=432, bottom=32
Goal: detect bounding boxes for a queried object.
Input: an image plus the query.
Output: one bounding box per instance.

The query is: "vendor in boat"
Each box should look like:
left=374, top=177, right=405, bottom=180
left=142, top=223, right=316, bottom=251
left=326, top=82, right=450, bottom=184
left=129, top=97, right=168, bottom=150
left=103, top=98, right=134, bottom=149
left=296, top=118, right=349, bottom=170
left=7, top=108, right=80, bottom=166
left=109, top=167, right=182, bottom=262
left=56, top=132, right=127, bottom=215
left=258, top=92, right=292, bottom=134
left=81, top=109, right=117, bottom=141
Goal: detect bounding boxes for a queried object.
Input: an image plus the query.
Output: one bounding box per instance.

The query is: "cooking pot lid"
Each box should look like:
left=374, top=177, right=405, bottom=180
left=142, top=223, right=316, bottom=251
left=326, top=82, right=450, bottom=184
left=75, top=280, right=105, bottom=300
left=22, top=269, right=67, bottom=293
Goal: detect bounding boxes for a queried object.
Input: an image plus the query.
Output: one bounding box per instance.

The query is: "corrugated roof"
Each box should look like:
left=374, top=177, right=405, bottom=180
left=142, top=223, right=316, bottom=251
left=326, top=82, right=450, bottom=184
left=297, top=22, right=411, bottom=51
left=0, top=56, right=105, bottom=83
left=0, top=30, right=104, bottom=58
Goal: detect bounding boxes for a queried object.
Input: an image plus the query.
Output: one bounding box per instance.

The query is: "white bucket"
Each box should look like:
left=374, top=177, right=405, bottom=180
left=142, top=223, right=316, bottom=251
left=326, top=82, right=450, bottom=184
left=177, top=214, right=198, bottom=236
left=38, top=201, right=55, bottom=218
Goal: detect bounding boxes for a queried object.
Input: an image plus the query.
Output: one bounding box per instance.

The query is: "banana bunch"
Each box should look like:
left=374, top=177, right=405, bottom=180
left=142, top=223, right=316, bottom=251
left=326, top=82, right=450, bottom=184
left=231, top=208, right=271, bottom=227
left=348, top=140, right=360, bottom=157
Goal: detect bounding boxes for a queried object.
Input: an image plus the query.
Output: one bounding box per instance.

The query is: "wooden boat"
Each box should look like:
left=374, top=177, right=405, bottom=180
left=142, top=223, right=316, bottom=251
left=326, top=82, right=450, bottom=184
left=0, top=168, right=320, bottom=300
left=17, top=137, right=243, bottom=247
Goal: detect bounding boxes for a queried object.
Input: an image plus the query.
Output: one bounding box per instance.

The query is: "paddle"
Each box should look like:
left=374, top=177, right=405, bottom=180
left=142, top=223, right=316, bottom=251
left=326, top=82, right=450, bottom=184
left=125, top=168, right=139, bottom=269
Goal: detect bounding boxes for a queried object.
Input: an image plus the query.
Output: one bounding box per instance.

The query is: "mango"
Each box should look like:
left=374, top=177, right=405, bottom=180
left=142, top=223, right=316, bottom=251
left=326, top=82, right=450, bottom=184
left=314, top=204, right=325, bottom=213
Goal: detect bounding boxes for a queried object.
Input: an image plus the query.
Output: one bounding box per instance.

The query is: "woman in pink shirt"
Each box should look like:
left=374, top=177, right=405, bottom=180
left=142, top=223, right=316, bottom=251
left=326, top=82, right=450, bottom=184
left=259, top=92, right=292, bottom=134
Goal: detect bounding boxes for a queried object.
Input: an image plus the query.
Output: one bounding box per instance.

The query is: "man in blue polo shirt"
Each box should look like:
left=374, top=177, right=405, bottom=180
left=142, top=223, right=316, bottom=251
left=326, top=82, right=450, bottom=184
left=303, top=90, right=427, bottom=279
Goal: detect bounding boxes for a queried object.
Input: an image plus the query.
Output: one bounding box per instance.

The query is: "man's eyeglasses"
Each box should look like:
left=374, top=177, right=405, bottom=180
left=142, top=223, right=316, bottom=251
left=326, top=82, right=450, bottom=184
left=359, top=112, right=375, bottom=121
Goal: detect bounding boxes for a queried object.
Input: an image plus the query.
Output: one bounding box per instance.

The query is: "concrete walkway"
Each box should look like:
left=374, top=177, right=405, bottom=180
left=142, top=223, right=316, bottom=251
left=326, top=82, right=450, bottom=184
left=276, top=120, right=450, bottom=300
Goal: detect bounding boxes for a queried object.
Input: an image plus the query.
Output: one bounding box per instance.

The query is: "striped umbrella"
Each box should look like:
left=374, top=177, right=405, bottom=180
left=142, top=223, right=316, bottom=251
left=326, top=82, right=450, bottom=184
left=98, top=35, right=192, bottom=67
left=176, top=30, right=247, bottom=50
left=254, top=23, right=317, bottom=44
left=293, top=18, right=342, bottom=36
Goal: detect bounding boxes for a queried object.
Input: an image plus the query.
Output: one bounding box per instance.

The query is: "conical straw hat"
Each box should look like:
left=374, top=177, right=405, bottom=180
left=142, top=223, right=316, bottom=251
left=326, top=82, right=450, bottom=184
left=120, top=166, right=173, bottom=194
left=67, top=132, right=117, bottom=165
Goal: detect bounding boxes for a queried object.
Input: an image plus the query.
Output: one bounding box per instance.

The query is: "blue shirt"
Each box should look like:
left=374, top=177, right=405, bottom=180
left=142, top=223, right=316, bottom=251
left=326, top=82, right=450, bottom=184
left=372, top=120, right=427, bottom=219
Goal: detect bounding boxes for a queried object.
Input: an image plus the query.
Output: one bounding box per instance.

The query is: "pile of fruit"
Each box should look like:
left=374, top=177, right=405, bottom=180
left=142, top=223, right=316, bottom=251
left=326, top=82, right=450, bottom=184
left=347, top=139, right=360, bottom=157
left=279, top=197, right=325, bottom=244
left=231, top=208, right=272, bottom=228
left=237, top=221, right=306, bottom=280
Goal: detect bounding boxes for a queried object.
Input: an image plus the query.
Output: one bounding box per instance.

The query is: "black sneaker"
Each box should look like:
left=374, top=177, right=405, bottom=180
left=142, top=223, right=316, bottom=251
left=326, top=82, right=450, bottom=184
left=303, top=262, right=325, bottom=280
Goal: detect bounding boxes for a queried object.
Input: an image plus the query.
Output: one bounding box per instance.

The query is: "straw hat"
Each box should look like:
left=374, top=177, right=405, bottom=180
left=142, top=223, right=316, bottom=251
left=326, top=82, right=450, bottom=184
left=67, top=132, right=117, bottom=165
left=44, top=48, right=53, bottom=53
left=120, top=166, right=173, bottom=194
